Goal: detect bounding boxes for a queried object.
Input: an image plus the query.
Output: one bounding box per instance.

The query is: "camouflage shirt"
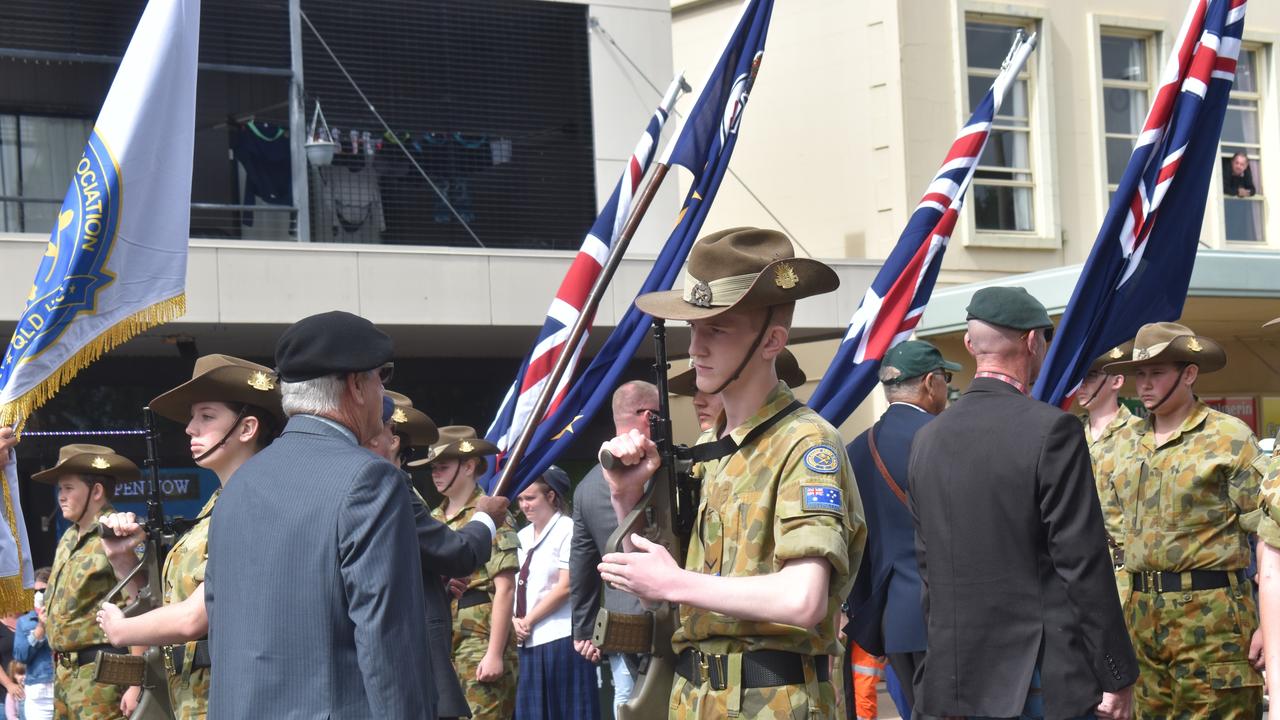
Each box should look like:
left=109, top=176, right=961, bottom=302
left=163, top=491, right=218, bottom=606
left=1254, top=430, right=1280, bottom=549
left=1122, top=402, right=1265, bottom=572
left=1083, top=404, right=1143, bottom=549
left=674, top=382, right=866, bottom=657
left=47, top=507, right=121, bottom=651
left=430, top=485, right=519, bottom=595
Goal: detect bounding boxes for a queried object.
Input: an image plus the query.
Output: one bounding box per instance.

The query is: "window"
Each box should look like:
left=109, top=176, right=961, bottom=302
left=1099, top=31, right=1154, bottom=205
left=966, top=18, right=1036, bottom=233
left=1221, top=45, right=1265, bottom=242
left=0, top=113, right=92, bottom=233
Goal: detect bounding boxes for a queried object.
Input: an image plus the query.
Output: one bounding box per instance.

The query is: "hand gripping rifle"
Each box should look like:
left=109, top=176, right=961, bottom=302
left=595, top=319, right=700, bottom=720
left=95, top=407, right=176, bottom=720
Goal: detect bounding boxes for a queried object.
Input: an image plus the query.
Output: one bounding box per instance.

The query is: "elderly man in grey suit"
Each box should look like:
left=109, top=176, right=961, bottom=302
left=206, top=311, right=434, bottom=718
left=569, top=380, right=659, bottom=712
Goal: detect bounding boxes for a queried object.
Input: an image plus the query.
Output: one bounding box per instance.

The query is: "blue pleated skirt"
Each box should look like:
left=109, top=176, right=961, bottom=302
left=514, top=635, right=600, bottom=719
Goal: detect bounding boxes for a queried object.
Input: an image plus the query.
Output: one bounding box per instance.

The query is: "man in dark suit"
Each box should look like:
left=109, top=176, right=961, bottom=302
left=570, top=380, right=658, bottom=713
left=367, top=394, right=509, bottom=719
left=846, top=340, right=958, bottom=718
left=206, top=311, right=434, bottom=718
left=908, top=287, right=1137, bottom=720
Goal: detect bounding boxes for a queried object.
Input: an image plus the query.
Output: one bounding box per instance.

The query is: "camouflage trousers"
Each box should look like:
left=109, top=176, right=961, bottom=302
left=53, top=659, right=125, bottom=720
left=669, top=663, right=839, bottom=719
left=1126, top=578, right=1263, bottom=720
left=167, top=665, right=209, bottom=720
left=452, top=604, right=517, bottom=719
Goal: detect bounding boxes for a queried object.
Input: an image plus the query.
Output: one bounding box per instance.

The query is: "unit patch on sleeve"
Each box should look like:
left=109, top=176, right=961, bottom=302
left=802, top=444, right=840, bottom=474
left=802, top=484, right=844, bottom=514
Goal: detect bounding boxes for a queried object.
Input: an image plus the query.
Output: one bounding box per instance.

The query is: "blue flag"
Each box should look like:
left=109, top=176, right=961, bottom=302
left=488, top=0, right=775, bottom=495
left=1032, top=0, right=1245, bottom=406
left=808, top=34, right=1037, bottom=425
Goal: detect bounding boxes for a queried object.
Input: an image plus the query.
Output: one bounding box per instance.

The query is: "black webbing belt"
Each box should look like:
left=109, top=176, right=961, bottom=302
left=457, top=588, right=490, bottom=610
left=675, top=648, right=830, bottom=690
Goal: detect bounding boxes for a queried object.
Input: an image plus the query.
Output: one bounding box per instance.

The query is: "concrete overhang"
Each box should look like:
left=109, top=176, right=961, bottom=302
left=0, top=234, right=880, bottom=358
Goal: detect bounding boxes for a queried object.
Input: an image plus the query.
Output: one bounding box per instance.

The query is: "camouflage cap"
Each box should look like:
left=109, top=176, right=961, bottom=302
left=878, top=340, right=962, bottom=384
left=965, top=286, right=1053, bottom=331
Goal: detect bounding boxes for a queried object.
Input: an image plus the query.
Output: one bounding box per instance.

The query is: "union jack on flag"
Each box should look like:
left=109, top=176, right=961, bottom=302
left=809, top=34, right=1039, bottom=425
left=485, top=76, right=685, bottom=461
left=1033, top=0, right=1246, bottom=405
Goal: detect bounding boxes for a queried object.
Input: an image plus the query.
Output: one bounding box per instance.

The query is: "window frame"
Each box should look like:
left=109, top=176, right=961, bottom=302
left=952, top=3, right=1060, bottom=250
left=1219, top=42, right=1268, bottom=246
left=0, top=109, right=94, bottom=234
left=1095, top=27, right=1159, bottom=209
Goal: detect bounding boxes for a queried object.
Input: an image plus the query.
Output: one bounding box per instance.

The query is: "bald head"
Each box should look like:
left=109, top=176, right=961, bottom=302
left=964, top=319, right=1048, bottom=385
left=612, top=380, right=660, bottom=436
left=964, top=320, right=1026, bottom=358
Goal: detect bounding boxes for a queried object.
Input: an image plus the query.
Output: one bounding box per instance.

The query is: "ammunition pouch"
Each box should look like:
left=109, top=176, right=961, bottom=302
left=593, top=608, right=653, bottom=655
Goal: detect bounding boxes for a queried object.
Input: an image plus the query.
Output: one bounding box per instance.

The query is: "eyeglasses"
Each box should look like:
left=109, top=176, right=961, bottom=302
left=934, top=370, right=953, bottom=384
left=376, top=362, right=395, bottom=385
left=635, top=408, right=659, bottom=417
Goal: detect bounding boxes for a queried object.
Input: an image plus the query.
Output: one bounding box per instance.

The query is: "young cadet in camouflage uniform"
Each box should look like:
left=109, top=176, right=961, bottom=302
left=1077, top=341, right=1142, bottom=604
left=95, top=355, right=283, bottom=720
left=34, top=444, right=140, bottom=720
left=1249, top=313, right=1280, bottom=693
left=1103, top=322, right=1267, bottom=719
left=599, top=228, right=866, bottom=719
left=417, top=427, right=519, bottom=720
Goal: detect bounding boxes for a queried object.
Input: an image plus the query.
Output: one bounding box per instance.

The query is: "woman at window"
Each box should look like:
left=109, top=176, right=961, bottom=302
left=513, top=466, right=599, bottom=720
left=94, top=355, right=282, bottom=720
left=1225, top=151, right=1257, bottom=197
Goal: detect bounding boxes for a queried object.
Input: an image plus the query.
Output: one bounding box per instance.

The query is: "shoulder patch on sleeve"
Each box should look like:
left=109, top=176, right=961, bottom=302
left=802, top=444, right=840, bottom=474
left=801, top=484, right=844, bottom=513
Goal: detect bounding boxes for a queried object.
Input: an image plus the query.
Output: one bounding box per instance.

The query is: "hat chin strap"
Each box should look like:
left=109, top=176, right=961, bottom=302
left=438, top=462, right=463, bottom=498
left=1148, top=364, right=1189, bottom=413
left=1079, top=377, right=1108, bottom=409
left=193, top=405, right=250, bottom=464
left=708, top=306, right=775, bottom=396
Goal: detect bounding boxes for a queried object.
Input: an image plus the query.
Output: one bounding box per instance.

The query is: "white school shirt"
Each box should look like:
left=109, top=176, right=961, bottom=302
left=515, top=512, right=573, bottom=647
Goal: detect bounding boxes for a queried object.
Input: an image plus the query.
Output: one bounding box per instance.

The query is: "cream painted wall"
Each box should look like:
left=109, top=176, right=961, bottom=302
left=672, top=0, right=1280, bottom=283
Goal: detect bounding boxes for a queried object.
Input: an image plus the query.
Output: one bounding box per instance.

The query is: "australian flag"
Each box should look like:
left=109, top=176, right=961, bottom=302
left=1033, top=0, right=1246, bottom=406
left=808, top=34, right=1039, bottom=425
left=485, top=77, right=683, bottom=462
left=489, top=0, right=776, bottom=495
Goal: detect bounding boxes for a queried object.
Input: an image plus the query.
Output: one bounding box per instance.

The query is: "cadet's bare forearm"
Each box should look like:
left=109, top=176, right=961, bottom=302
left=666, top=558, right=831, bottom=627
left=487, top=573, right=515, bottom=657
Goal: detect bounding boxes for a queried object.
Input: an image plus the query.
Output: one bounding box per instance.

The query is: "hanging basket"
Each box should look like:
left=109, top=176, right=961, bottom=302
left=305, top=100, right=340, bottom=167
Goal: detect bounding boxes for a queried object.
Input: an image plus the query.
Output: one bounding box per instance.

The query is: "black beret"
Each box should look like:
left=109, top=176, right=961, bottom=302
left=965, top=286, right=1052, bottom=331
left=275, top=311, right=393, bottom=382
left=540, top=465, right=570, bottom=500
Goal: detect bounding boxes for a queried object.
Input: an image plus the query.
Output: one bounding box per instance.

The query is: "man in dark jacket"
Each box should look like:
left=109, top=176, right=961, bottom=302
left=908, top=287, right=1137, bottom=720
left=846, top=340, right=958, bottom=717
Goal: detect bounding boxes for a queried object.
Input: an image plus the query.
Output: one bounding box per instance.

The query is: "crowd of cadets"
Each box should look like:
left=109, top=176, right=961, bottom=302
left=2, top=226, right=1278, bottom=720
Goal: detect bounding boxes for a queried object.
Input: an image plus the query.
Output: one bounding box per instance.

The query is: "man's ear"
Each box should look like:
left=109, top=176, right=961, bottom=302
left=1108, top=374, right=1125, bottom=391
left=760, top=323, right=789, bottom=361
left=1183, top=363, right=1200, bottom=386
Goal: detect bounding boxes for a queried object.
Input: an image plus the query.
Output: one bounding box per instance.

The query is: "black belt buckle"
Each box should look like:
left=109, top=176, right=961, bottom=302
left=696, top=651, right=728, bottom=692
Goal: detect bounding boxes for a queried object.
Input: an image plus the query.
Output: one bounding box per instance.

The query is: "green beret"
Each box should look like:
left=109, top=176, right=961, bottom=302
left=879, top=341, right=961, bottom=384
left=965, top=286, right=1052, bottom=331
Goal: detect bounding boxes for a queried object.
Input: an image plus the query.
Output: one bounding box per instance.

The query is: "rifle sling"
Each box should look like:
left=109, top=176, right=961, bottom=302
left=686, top=400, right=804, bottom=464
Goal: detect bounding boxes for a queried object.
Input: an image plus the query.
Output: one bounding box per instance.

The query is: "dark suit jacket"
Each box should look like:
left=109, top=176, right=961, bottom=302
left=908, top=378, right=1136, bottom=720
left=569, top=465, right=643, bottom=642
left=207, top=415, right=433, bottom=719
left=846, top=402, right=932, bottom=656
left=407, top=481, right=492, bottom=718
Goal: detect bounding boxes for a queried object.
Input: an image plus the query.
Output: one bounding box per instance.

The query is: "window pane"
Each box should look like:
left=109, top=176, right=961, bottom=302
left=1222, top=155, right=1262, bottom=197
left=18, top=116, right=91, bottom=205
left=1224, top=197, right=1264, bottom=241
left=967, top=22, right=1023, bottom=69
left=0, top=201, right=19, bottom=234
left=972, top=76, right=1029, bottom=119
left=1236, top=49, right=1258, bottom=93
left=1101, top=36, right=1147, bottom=81
left=1107, top=137, right=1135, bottom=185
left=979, top=129, right=1030, bottom=169
left=973, top=184, right=1035, bottom=231
left=1103, top=87, right=1147, bottom=135
left=1221, top=103, right=1260, bottom=145
left=0, top=116, right=17, bottom=205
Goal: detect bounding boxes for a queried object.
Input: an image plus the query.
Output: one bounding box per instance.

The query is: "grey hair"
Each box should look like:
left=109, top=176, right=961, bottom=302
left=280, top=374, right=346, bottom=417
left=883, top=374, right=927, bottom=401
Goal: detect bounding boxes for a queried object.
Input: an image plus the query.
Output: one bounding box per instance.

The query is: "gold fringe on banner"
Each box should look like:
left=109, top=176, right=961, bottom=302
left=0, top=471, right=30, bottom=616
left=0, top=293, right=188, bottom=430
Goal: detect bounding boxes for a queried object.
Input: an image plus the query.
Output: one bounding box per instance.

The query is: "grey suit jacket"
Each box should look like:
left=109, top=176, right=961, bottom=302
left=569, top=465, right=643, bottom=642
left=207, top=415, right=433, bottom=719
left=406, top=483, right=491, bottom=718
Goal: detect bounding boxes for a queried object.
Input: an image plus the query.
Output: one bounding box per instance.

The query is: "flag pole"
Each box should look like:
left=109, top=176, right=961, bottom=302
left=492, top=74, right=690, bottom=498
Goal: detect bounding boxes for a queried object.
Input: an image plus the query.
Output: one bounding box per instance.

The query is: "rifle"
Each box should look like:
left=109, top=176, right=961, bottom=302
left=94, top=407, right=177, bottom=720
left=595, top=319, right=700, bottom=720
